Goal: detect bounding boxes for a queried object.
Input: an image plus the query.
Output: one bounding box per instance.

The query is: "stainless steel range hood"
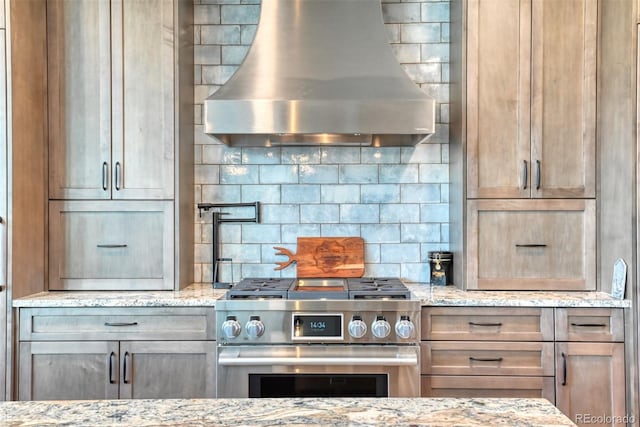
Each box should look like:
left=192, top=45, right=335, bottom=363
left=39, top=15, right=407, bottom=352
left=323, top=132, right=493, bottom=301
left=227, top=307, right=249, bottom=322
left=204, top=0, right=436, bottom=147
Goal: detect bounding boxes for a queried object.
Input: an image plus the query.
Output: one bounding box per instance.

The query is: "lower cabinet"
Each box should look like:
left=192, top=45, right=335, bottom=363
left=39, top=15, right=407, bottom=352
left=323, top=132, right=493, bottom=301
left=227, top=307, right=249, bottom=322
left=17, top=307, right=216, bottom=400
left=19, top=340, right=216, bottom=400
left=421, top=306, right=626, bottom=425
left=554, top=308, right=626, bottom=426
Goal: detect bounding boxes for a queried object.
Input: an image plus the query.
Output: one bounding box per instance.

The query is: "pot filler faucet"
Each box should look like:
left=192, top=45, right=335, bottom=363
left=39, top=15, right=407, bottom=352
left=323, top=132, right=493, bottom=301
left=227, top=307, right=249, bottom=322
left=197, top=202, right=260, bottom=288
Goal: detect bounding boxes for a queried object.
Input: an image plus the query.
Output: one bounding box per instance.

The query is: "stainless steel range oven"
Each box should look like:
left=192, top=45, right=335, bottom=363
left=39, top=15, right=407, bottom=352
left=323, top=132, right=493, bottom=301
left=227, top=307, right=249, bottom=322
left=215, top=278, right=421, bottom=398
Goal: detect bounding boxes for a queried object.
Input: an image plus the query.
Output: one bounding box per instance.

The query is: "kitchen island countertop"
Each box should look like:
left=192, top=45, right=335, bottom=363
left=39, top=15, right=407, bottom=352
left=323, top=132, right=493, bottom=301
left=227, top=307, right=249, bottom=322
left=0, top=397, right=575, bottom=426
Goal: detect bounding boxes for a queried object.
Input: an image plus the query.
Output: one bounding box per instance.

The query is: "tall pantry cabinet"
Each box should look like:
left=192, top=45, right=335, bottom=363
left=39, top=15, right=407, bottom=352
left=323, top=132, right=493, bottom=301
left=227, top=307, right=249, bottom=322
left=451, top=0, right=596, bottom=292
left=450, top=0, right=637, bottom=421
left=46, top=0, right=193, bottom=291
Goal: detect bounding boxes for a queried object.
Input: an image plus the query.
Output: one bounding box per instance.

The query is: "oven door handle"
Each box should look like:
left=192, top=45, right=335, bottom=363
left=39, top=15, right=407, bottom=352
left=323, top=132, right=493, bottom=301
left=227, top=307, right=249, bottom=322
left=218, top=355, right=419, bottom=366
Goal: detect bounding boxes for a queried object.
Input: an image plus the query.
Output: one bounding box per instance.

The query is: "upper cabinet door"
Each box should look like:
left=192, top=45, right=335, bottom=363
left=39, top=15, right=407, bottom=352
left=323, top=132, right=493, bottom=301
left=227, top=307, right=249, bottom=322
left=531, top=0, right=596, bottom=198
left=111, top=0, right=174, bottom=200
left=48, top=0, right=111, bottom=200
left=467, top=0, right=531, bottom=199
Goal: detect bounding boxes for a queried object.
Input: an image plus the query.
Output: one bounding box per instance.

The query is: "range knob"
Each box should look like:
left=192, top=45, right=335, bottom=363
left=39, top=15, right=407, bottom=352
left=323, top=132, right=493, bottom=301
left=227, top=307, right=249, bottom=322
left=245, top=316, right=265, bottom=339
left=348, top=315, right=368, bottom=338
left=221, top=316, right=241, bottom=339
left=395, top=315, right=415, bottom=339
left=371, top=315, right=391, bottom=339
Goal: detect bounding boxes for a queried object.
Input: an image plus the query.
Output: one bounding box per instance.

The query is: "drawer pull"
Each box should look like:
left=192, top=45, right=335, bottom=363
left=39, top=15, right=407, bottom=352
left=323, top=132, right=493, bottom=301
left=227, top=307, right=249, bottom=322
left=469, top=322, right=502, bottom=327
left=570, top=322, right=606, bottom=328
left=535, top=159, right=541, bottom=190
left=97, top=244, right=128, bottom=249
left=108, top=352, right=116, bottom=384
left=561, top=352, right=567, bottom=386
left=469, top=356, right=503, bottom=363
left=115, top=162, right=122, bottom=191
left=104, top=322, right=139, bottom=327
left=522, top=160, right=528, bottom=190
left=515, top=244, right=547, bottom=248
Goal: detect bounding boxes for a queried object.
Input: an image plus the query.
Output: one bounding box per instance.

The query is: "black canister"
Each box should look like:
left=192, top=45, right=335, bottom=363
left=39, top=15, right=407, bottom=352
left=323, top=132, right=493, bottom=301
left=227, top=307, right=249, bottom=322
left=428, top=251, right=453, bottom=286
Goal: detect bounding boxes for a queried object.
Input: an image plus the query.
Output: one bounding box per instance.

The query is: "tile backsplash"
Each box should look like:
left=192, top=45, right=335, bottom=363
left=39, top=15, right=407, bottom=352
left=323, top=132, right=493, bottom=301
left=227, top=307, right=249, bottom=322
left=193, top=0, right=450, bottom=283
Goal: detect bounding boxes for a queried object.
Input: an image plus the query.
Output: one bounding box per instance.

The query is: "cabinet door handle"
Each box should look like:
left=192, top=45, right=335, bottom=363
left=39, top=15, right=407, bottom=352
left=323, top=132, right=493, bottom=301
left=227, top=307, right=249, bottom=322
left=469, top=356, right=503, bottom=363
left=115, top=162, right=122, bottom=191
left=515, top=244, right=547, bottom=248
left=561, top=352, right=567, bottom=386
left=570, top=322, right=606, bottom=328
left=97, top=244, right=128, bottom=249
left=123, top=351, right=130, bottom=384
left=535, top=159, right=541, bottom=190
left=109, top=352, right=116, bottom=384
left=468, top=322, right=502, bottom=327
left=522, top=160, right=528, bottom=190
left=102, top=162, right=109, bottom=191
left=104, top=322, right=138, bottom=327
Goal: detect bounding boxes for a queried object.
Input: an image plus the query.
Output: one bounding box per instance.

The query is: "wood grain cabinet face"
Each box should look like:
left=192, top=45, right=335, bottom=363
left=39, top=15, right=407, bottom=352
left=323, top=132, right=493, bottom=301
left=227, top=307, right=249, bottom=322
left=420, top=307, right=555, bottom=401
left=48, top=201, right=174, bottom=291
left=555, top=342, right=625, bottom=426
left=18, top=308, right=217, bottom=401
left=467, top=199, right=596, bottom=290
left=48, top=0, right=174, bottom=200
left=466, top=0, right=596, bottom=199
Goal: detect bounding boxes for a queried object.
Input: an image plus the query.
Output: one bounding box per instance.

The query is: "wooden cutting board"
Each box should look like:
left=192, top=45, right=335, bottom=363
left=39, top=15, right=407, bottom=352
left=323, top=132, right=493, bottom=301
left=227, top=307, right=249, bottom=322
left=273, top=237, right=365, bottom=278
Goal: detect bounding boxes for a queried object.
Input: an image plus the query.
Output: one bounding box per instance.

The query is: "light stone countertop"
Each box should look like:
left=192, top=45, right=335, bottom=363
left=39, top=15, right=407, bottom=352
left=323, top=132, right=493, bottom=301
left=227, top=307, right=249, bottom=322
left=11, top=283, right=226, bottom=308
left=12, top=282, right=630, bottom=308
left=0, top=397, right=575, bottom=426
left=409, top=284, right=631, bottom=308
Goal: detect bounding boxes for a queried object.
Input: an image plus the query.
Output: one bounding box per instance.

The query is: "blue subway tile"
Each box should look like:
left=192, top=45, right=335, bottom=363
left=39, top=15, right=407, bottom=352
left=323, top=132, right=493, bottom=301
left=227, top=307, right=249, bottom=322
left=242, top=263, right=281, bottom=278
left=299, top=165, right=339, bottom=184
left=365, top=264, right=401, bottom=278
left=381, top=243, right=421, bottom=263
left=259, top=165, right=298, bottom=184
left=220, top=165, right=259, bottom=184
left=321, top=185, right=361, bottom=204
left=322, top=147, right=361, bottom=164
left=401, top=224, right=441, bottom=243
left=401, top=184, right=441, bottom=203
left=379, top=164, right=420, bottom=184
left=380, top=204, right=421, bottom=223
left=339, top=165, right=379, bottom=184
left=320, top=224, right=362, bottom=237
left=300, top=204, right=339, bottom=224
left=260, top=204, right=300, bottom=224
left=419, top=164, right=449, bottom=183
left=420, top=203, right=449, bottom=223
left=220, top=243, right=261, bottom=263
left=401, top=144, right=442, bottom=163
left=281, top=184, right=321, bottom=203
left=202, top=184, right=241, bottom=203
left=364, top=244, right=381, bottom=263
left=340, top=204, right=380, bottom=223
left=402, top=263, right=430, bottom=283
left=361, top=224, right=400, bottom=243
left=281, top=147, right=322, bottom=164
left=242, top=147, right=281, bottom=164
left=241, top=185, right=281, bottom=204
left=241, top=224, right=281, bottom=243
left=361, top=184, right=400, bottom=203
left=361, top=147, right=401, bottom=164
left=282, top=224, right=321, bottom=243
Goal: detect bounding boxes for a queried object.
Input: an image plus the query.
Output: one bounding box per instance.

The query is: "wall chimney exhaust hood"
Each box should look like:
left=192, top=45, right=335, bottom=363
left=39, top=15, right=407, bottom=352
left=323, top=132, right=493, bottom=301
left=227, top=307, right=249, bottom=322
left=204, top=0, right=436, bottom=147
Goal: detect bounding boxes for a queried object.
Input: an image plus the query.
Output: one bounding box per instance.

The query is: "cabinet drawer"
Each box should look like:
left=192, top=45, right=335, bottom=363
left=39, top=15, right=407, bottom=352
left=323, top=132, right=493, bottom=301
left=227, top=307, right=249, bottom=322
left=556, top=308, right=624, bottom=342
left=421, top=307, right=554, bottom=341
left=49, top=200, right=174, bottom=290
left=421, top=375, right=555, bottom=402
left=467, top=199, right=595, bottom=290
left=421, top=342, right=554, bottom=376
left=19, top=307, right=215, bottom=341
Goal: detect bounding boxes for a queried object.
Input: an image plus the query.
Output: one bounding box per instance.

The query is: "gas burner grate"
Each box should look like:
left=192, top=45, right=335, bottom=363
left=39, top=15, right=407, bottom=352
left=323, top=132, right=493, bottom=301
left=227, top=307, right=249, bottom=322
left=347, top=277, right=411, bottom=299
left=227, top=278, right=294, bottom=300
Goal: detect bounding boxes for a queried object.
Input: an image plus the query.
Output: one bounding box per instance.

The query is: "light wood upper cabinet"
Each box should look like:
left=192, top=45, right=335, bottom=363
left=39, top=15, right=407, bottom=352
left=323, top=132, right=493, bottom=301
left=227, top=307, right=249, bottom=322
left=467, top=0, right=596, bottom=199
left=48, top=0, right=174, bottom=200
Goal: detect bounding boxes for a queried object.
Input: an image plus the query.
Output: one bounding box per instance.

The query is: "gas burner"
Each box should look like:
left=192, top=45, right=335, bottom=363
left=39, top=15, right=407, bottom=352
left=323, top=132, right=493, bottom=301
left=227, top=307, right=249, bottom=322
left=347, top=277, right=411, bottom=299
left=227, top=278, right=294, bottom=300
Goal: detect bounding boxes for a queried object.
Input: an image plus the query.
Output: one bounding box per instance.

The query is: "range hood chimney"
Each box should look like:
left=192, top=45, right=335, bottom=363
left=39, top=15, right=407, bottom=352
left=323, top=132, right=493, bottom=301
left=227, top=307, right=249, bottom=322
left=204, top=0, right=436, bottom=147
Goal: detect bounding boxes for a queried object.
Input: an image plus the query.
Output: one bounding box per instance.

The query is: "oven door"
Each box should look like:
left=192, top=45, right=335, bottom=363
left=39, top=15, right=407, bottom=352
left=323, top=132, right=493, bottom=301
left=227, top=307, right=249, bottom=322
left=217, top=345, right=420, bottom=398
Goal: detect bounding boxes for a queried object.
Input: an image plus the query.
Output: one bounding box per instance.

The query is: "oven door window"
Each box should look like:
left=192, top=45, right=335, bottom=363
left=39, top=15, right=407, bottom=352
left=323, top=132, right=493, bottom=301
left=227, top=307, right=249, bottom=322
left=248, top=374, right=388, bottom=398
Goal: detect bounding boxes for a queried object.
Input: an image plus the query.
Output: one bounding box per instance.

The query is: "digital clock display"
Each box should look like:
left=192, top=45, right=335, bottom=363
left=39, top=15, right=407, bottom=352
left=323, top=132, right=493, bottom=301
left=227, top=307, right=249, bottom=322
left=292, top=314, right=343, bottom=340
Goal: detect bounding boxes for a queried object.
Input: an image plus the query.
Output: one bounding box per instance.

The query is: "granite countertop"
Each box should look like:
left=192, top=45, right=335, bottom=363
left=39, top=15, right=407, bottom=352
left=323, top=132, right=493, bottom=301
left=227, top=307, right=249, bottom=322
left=12, top=282, right=630, bottom=309
left=11, top=283, right=227, bottom=308
left=410, top=284, right=631, bottom=308
left=0, top=397, right=575, bottom=426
